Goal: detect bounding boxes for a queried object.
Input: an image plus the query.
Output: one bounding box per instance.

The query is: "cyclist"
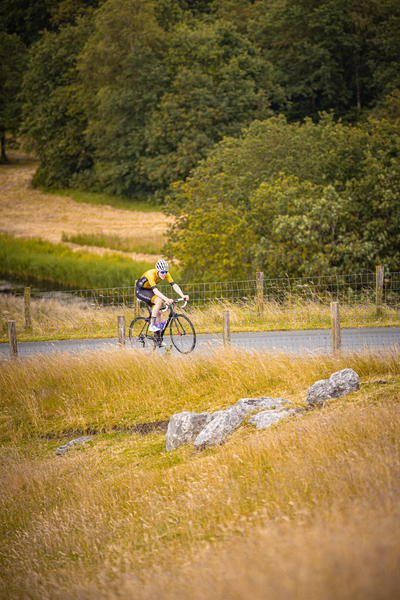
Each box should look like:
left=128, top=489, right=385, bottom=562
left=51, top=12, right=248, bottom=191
left=136, top=260, right=189, bottom=332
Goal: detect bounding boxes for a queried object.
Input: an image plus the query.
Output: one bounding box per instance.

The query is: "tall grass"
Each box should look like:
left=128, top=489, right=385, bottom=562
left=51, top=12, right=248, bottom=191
left=1, top=345, right=399, bottom=440
left=0, top=234, right=156, bottom=289
left=187, top=297, right=400, bottom=331
left=0, top=293, right=129, bottom=341
left=1, top=291, right=398, bottom=344
left=61, top=231, right=165, bottom=256
left=0, top=348, right=399, bottom=599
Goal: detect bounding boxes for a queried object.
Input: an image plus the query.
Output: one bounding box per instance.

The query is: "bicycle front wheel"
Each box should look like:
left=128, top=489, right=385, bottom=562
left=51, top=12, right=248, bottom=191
left=170, top=314, right=196, bottom=354
left=129, top=317, right=155, bottom=352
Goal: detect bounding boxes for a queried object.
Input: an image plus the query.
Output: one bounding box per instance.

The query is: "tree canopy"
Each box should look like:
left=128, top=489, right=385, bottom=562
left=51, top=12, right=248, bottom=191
left=166, top=114, right=400, bottom=280
left=6, top=0, right=400, bottom=280
left=0, top=32, right=27, bottom=161
left=19, top=0, right=400, bottom=193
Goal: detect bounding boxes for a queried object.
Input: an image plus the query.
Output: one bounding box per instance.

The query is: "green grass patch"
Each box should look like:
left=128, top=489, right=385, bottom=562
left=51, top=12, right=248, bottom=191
left=0, top=233, right=164, bottom=289
left=62, top=231, right=164, bottom=255
left=40, top=188, right=162, bottom=212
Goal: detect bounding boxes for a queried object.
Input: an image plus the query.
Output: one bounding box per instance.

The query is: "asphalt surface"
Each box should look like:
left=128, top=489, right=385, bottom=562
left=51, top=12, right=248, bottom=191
left=1, top=327, right=399, bottom=359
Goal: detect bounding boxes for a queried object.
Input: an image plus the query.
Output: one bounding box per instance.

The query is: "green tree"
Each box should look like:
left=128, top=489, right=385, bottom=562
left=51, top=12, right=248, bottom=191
left=21, top=20, right=93, bottom=187
left=46, top=0, right=101, bottom=27
left=0, top=0, right=101, bottom=45
left=141, top=19, right=282, bottom=189
left=369, top=0, right=400, bottom=98
left=168, top=113, right=365, bottom=213
left=0, top=32, right=27, bottom=162
left=0, top=0, right=52, bottom=46
left=167, top=173, right=254, bottom=281
left=250, top=178, right=359, bottom=277
left=77, top=0, right=169, bottom=195
left=344, top=118, right=400, bottom=270
left=238, top=0, right=400, bottom=121
left=166, top=114, right=400, bottom=279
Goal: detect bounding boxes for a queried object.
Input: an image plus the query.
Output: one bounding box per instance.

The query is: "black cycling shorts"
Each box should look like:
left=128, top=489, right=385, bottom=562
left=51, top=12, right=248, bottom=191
left=136, top=284, right=156, bottom=306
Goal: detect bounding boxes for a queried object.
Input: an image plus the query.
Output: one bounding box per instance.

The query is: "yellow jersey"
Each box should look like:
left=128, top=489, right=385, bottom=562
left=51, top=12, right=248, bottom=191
left=137, top=269, right=175, bottom=290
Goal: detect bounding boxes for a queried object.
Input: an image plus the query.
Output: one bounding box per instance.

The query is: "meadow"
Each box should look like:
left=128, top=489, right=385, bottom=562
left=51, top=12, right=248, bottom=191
left=0, top=158, right=170, bottom=281
left=0, top=346, right=399, bottom=599
left=0, top=234, right=155, bottom=290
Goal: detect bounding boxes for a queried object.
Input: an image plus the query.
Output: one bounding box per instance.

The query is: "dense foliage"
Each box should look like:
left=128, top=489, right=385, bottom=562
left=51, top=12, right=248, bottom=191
left=16, top=0, right=400, bottom=194
left=21, top=21, right=93, bottom=187
left=167, top=114, right=400, bottom=280
left=0, top=32, right=27, bottom=161
left=2, top=0, right=400, bottom=279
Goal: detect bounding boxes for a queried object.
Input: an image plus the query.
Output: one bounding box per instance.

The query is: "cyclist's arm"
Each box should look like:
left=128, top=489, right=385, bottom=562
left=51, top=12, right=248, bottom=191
left=153, top=287, right=174, bottom=305
left=172, top=283, right=189, bottom=301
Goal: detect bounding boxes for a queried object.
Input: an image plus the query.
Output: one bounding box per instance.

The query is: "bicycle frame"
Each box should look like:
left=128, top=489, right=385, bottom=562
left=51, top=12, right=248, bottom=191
left=144, top=300, right=187, bottom=347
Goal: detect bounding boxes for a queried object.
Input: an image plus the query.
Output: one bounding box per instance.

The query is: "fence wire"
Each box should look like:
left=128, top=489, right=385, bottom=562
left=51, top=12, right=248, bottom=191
left=1, top=272, right=399, bottom=344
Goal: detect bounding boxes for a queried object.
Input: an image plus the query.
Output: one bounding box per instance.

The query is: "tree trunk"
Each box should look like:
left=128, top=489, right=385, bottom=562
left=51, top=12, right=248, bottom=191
left=0, top=127, right=7, bottom=163
left=355, top=64, right=361, bottom=111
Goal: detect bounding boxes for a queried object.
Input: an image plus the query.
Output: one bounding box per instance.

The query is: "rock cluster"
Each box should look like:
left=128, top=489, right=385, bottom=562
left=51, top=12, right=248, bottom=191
left=166, top=368, right=360, bottom=451
left=166, top=397, right=293, bottom=452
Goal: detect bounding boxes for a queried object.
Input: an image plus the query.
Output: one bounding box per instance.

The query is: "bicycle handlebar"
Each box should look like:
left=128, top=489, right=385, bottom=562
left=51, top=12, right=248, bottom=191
left=160, top=298, right=187, bottom=312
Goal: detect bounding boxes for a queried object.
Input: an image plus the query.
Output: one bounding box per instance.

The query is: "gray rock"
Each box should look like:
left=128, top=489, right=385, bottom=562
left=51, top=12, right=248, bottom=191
left=194, top=406, right=245, bottom=450
left=56, top=436, right=92, bottom=456
left=249, top=409, right=295, bottom=430
left=166, top=412, right=212, bottom=451
left=210, top=410, right=226, bottom=419
left=235, top=397, right=293, bottom=415
left=307, top=368, right=360, bottom=405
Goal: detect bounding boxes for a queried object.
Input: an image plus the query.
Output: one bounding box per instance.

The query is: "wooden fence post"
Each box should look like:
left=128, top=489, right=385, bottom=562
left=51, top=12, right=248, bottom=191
left=134, top=280, right=139, bottom=315
left=376, top=266, right=384, bottom=317
left=24, top=287, right=32, bottom=332
left=256, top=271, right=264, bottom=316
left=8, top=320, right=18, bottom=359
left=118, top=315, right=125, bottom=347
left=330, top=302, right=341, bottom=354
left=223, top=310, right=231, bottom=347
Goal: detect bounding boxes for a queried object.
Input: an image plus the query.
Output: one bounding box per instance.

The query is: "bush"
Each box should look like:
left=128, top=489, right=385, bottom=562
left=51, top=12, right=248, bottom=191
left=166, top=114, right=400, bottom=280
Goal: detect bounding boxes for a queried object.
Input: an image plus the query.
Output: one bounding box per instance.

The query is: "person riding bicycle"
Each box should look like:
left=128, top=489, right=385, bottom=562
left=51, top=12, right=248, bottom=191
left=136, top=260, right=189, bottom=332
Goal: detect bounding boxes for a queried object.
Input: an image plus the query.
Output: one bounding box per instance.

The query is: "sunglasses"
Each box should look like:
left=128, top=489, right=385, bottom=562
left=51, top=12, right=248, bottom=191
left=159, top=270, right=168, bottom=274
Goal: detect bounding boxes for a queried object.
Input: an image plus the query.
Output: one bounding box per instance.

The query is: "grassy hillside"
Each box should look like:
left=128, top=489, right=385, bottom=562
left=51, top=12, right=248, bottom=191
left=1, top=347, right=399, bottom=599
left=0, top=159, right=169, bottom=265
left=0, top=234, right=159, bottom=289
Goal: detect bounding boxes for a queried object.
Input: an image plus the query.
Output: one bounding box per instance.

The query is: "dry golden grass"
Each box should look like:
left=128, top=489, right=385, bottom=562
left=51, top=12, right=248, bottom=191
left=2, top=344, right=400, bottom=440
left=1, top=293, right=398, bottom=343
left=0, top=293, right=136, bottom=341
left=0, top=347, right=400, bottom=599
left=0, top=159, right=169, bottom=262
left=189, top=297, right=400, bottom=332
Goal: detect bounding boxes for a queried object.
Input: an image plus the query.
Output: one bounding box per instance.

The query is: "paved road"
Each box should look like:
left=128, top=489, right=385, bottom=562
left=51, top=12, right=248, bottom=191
left=1, top=327, right=399, bottom=359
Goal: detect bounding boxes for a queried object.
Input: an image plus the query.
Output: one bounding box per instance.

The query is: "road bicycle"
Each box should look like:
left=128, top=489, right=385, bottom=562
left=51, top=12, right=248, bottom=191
left=128, top=299, right=196, bottom=354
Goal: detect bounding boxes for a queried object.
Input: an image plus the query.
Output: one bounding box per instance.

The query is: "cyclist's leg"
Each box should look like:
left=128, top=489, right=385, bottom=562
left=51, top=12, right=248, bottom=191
left=135, top=287, right=154, bottom=317
left=152, top=296, right=163, bottom=326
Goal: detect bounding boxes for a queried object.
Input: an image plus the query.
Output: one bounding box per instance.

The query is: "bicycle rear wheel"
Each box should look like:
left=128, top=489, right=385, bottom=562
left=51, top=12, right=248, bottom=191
left=170, top=314, right=196, bottom=354
left=129, top=317, right=155, bottom=351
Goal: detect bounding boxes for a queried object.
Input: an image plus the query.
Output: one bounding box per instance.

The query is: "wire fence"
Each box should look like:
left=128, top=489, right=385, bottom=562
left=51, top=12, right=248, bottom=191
left=11, top=270, right=400, bottom=305
left=1, top=271, right=400, bottom=344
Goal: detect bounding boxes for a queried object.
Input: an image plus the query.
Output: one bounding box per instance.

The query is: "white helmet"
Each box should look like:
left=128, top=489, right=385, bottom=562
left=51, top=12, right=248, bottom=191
left=155, top=259, right=169, bottom=272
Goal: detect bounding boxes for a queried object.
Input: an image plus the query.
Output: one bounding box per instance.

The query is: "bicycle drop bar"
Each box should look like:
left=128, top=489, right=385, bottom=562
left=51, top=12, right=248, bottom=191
left=161, top=299, right=187, bottom=312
